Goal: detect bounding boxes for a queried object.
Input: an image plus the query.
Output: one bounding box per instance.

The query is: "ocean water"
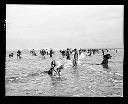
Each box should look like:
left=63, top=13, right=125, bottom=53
left=5, top=49, right=123, bottom=97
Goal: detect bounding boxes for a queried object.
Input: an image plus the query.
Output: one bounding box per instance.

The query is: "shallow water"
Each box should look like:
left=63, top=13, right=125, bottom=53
left=5, top=49, right=123, bottom=97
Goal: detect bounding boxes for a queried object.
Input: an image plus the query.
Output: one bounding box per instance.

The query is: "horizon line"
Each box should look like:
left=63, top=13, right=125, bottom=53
left=6, top=47, right=124, bottom=50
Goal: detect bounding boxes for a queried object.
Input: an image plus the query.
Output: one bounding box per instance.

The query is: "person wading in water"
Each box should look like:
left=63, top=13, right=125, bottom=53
left=9, top=53, right=14, bottom=58
left=40, top=49, right=46, bottom=58
left=30, top=49, right=37, bottom=56
left=49, top=49, right=54, bottom=58
left=48, top=60, right=57, bottom=76
left=73, top=48, right=78, bottom=68
left=17, top=50, right=21, bottom=59
left=47, top=59, right=63, bottom=76
left=66, top=48, right=71, bottom=60
left=101, top=54, right=112, bottom=69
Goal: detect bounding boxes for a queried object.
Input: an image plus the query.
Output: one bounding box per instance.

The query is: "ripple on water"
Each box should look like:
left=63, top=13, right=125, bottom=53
left=6, top=51, right=123, bottom=96
left=109, top=73, right=123, bottom=81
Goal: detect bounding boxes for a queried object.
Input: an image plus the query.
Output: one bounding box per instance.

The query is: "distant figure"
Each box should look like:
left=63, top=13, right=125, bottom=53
left=17, top=50, right=21, bottom=59
left=73, top=48, right=78, bottom=67
left=46, top=49, right=49, bottom=55
left=101, top=54, right=112, bottom=65
left=97, top=49, right=99, bottom=54
left=93, top=49, right=96, bottom=55
left=66, top=48, right=71, bottom=60
left=49, top=49, right=54, bottom=57
left=102, top=49, right=104, bottom=56
left=88, top=49, right=92, bottom=56
left=79, top=49, right=82, bottom=55
left=116, top=49, right=118, bottom=53
left=40, top=49, right=46, bottom=58
left=30, top=49, right=37, bottom=56
left=9, top=53, right=14, bottom=58
left=61, top=50, right=65, bottom=58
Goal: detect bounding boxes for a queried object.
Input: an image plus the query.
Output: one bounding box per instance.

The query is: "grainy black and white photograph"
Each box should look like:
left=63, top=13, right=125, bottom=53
left=6, top=5, right=123, bottom=97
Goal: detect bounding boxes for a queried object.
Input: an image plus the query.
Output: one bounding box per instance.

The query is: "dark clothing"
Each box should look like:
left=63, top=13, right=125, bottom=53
left=73, top=59, right=77, bottom=67
left=40, top=49, right=46, bottom=56
left=62, top=51, right=65, bottom=57
left=50, top=50, right=53, bottom=57
left=50, top=54, right=52, bottom=57
left=101, top=54, right=112, bottom=65
left=17, top=50, right=21, bottom=59
left=101, top=59, right=108, bottom=65
left=66, top=50, right=70, bottom=60
left=74, top=51, right=78, bottom=61
left=9, top=53, right=13, bottom=58
left=48, top=68, right=53, bottom=75
left=73, top=50, right=78, bottom=67
left=17, top=50, right=21, bottom=55
left=103, top=54, right=112, bottom=60
left=66, top=55, right=70, bottom=60
left=51, top=60, right=56, bottom=68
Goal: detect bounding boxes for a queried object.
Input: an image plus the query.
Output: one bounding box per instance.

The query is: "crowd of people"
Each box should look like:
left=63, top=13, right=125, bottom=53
left=8, top=48, right=118, bottom=77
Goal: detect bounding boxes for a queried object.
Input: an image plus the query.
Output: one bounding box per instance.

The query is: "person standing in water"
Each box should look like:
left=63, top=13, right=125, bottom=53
left=49, top=49, right=54, bottom=58
left=116, top=49, right=118, bottom=53
left=88, top=49, right=92, bottom=56
left=102, top=49, right=104, bottom=56
left=61, top=49, right=65, bottom=58
left=73, top=48, right=78, bottom=67
left=40, top=49, right=46, bottom=58
left=31, top=49, right=37, bottom=56
left=66, top=48, right=71, bottom=60
left=17, top=50, right=21, bottom=59
left=79, top=48, right=82, bottom=55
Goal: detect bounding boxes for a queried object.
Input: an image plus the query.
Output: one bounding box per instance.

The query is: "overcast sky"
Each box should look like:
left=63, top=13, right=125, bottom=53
left=6, top=5, right=123, bottom=49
